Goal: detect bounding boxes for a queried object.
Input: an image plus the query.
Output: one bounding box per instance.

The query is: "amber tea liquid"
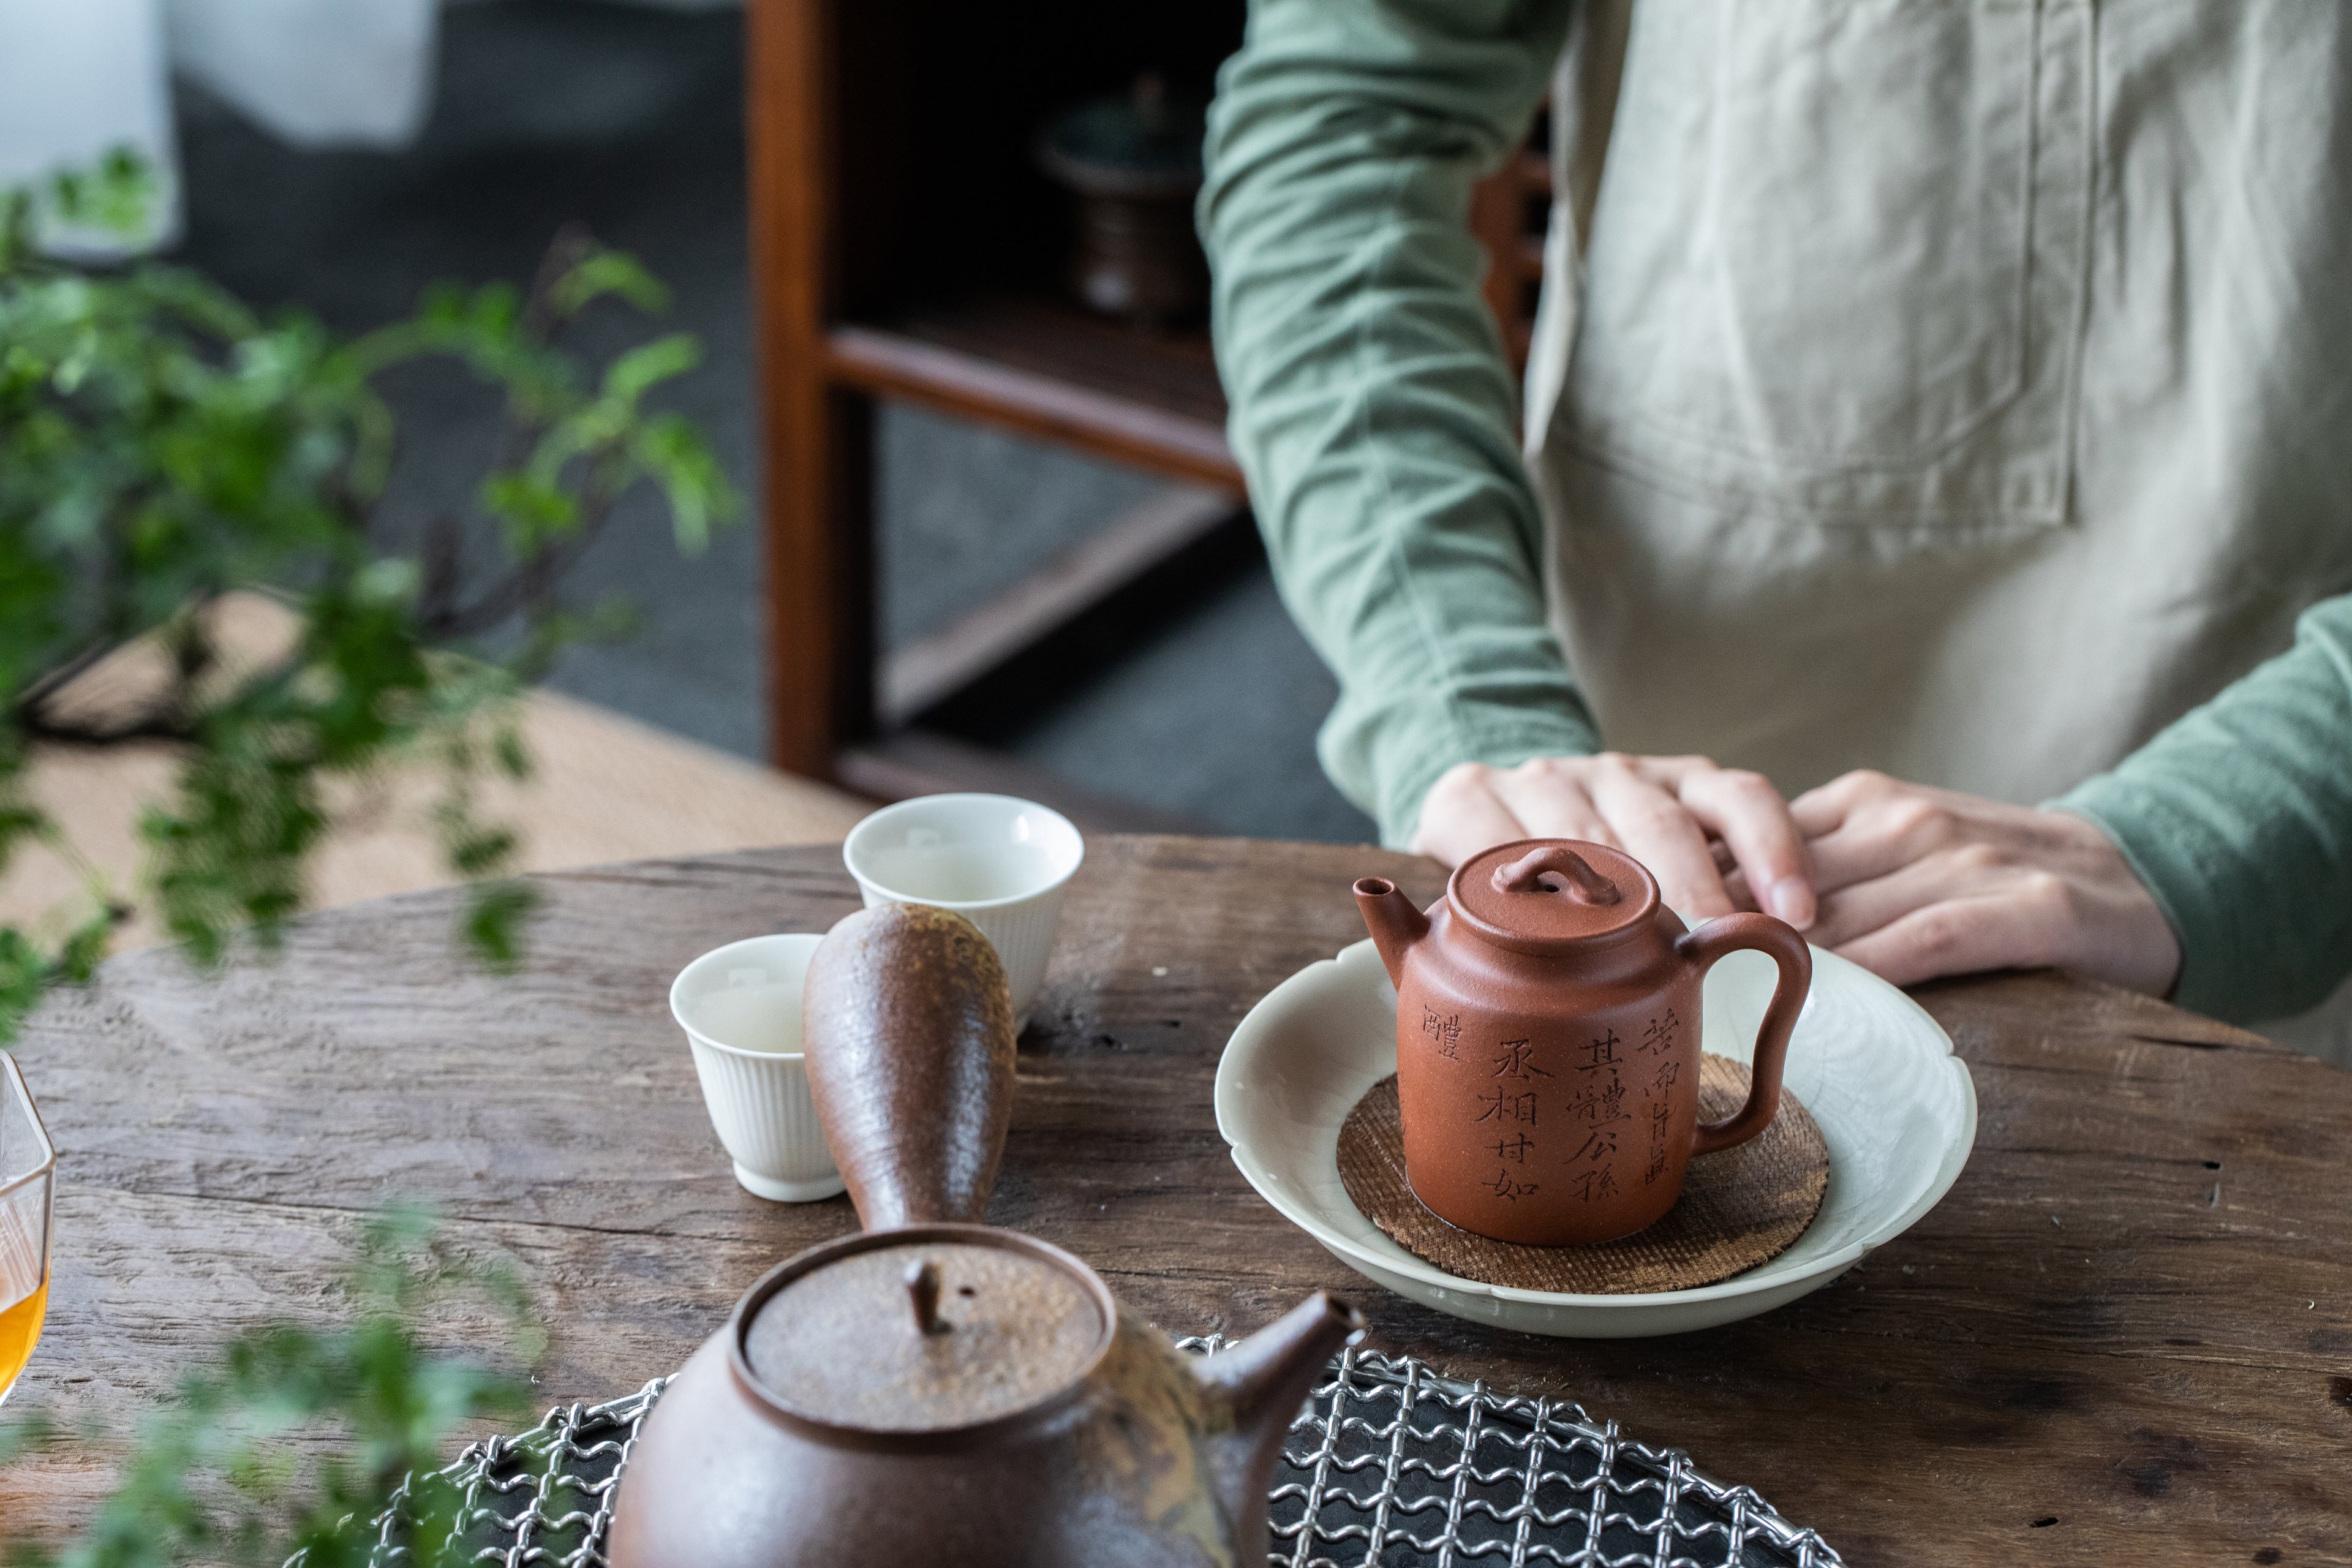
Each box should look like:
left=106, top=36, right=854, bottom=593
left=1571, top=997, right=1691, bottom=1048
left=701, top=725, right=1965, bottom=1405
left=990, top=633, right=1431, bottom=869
left=0, top=1278, right=46, bottom=1395
left=0, top=1204, right=45, bottom=1397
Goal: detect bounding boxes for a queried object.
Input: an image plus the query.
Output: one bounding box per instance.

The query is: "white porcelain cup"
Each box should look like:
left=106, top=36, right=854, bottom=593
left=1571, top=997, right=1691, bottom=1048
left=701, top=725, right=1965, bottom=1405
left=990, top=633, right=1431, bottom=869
left=670, top=933, right=845, bottom=1202
left=842, top=793, right=1085, bottom=1029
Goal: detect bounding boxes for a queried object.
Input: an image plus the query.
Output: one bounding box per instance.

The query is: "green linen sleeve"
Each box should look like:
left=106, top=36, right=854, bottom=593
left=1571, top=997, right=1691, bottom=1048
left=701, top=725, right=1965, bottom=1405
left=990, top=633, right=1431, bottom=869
left=2059, top=594, right=2352, bottom=1025
left=1200, top=0, right=1597, bottom=848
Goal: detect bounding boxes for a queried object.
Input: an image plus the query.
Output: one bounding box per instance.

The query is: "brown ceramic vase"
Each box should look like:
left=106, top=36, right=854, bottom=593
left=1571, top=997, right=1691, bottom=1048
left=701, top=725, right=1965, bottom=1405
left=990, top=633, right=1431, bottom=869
left=1355, top=840, right=1812, bottom=1247
left=609, top=903, right=1362, bottom=1568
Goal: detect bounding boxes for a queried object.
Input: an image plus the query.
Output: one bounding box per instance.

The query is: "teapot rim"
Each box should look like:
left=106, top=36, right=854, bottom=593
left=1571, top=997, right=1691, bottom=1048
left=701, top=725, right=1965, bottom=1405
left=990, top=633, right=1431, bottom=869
left=723, top=1222, right=1119, bottom=1454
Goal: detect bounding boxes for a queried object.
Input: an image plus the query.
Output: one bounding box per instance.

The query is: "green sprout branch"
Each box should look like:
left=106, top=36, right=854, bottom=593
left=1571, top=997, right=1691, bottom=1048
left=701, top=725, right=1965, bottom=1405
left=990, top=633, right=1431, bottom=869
left=1, top=1212, right=550, bottom=1568
left=0, top=153, right=737, bottom=1033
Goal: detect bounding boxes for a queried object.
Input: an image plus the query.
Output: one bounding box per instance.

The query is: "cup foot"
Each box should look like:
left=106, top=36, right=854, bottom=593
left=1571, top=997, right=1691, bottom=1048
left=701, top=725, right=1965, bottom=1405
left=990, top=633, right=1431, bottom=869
left=733, top=1164, right=847, bottom=1204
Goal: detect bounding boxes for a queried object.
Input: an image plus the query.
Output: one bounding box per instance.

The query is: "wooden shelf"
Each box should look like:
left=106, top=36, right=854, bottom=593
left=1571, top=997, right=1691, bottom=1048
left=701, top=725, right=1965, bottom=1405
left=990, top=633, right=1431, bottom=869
left=748, top=0, right=1544, bottom=797
left=877, top=483, right=1243, bottom=726
left=827, top=294, right=1240, bottom=489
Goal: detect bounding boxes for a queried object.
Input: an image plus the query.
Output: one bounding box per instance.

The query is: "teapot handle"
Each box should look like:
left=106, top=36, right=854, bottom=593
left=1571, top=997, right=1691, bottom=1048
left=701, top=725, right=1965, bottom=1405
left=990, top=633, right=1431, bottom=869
left=1673, top=913, right=1813, bottom=1156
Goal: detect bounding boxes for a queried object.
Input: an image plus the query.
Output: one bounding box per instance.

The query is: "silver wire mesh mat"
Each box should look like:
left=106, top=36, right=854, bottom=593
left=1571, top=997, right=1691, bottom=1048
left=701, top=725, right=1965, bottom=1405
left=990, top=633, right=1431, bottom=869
left=287, top=1379, right=668, bottom=1567
left=1207, top=1340, right=1843, bottom=1568
left=302, top=1341, right=1841, bottom=1567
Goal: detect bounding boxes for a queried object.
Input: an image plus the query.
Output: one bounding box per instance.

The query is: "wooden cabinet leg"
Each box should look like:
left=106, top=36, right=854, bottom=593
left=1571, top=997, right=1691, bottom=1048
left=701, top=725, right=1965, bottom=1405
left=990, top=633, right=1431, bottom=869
left=750, top=0, right=873, bottom=777
left=763, top=376, right=874, bottom=780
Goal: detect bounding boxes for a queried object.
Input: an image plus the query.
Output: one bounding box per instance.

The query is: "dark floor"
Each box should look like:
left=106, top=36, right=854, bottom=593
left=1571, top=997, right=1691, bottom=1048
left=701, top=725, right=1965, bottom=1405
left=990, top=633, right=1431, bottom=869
left=171, top=0, right=1374, bottom=845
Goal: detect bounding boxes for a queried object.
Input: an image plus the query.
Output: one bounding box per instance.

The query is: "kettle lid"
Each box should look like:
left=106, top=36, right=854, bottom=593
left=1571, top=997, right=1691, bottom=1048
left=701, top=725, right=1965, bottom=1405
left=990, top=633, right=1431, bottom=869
left=1448, top=839, right=1657, bottom=951
left=737, top=1226, right=1113, bottom=1436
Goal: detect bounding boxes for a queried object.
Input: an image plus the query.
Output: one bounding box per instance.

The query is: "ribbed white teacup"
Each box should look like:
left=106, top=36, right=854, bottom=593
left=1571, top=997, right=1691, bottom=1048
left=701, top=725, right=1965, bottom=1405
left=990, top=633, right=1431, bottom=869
left=842, top=793, right=1085, bottom=1030
left=670, top=933, right=843, bottom=1202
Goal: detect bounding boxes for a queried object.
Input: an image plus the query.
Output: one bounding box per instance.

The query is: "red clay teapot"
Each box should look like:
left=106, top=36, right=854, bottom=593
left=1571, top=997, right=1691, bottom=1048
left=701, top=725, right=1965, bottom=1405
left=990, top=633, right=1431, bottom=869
left=610, top=904, right=1362, bottom=1567
left=1355, top=839, right=1811, bottom=1246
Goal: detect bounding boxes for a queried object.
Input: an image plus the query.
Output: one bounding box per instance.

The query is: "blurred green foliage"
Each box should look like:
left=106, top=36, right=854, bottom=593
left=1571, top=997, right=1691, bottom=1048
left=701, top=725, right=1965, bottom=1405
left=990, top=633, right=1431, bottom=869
left=1, top=1210, right=552, bottom=1567
left=0, top=151, right=737, bottom=1036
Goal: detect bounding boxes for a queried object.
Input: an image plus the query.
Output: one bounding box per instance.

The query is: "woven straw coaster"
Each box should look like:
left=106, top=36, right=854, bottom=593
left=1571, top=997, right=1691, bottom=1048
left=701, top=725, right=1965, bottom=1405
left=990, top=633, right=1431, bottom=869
left=1337, top=1055, right=1828, bottom=1294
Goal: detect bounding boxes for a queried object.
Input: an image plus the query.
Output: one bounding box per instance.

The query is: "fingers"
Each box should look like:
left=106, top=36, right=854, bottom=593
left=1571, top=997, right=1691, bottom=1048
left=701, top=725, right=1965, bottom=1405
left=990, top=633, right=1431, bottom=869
left=1787, top=784, right=2184, bottom=995
left=1412, top=754, right=1795, bottom=923
left=1409, top=763, right=1531, bottom=868
left=1787, top=783, right=1850, bottom=840
left=1789, top=767, right=1892, bottom=838
left=1807, top=846, right=2001, bottom=949
left=1671, top=766, right=1814, bottom=928
left=1485, top=760, right=1618, bottom=845
left=1830, top=892, right=2056, bottom=989
left=1575, top=756, right=1737, bottom=918
left=1798, top=772, right=1970, bottom=894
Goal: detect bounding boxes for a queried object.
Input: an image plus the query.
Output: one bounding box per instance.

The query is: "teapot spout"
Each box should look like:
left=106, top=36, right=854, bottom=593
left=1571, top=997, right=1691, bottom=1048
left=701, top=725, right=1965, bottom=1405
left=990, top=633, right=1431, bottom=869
left=1194, top=1294, right=1364, bottom=1548
left=1354, top=878, right=1429, bottom=987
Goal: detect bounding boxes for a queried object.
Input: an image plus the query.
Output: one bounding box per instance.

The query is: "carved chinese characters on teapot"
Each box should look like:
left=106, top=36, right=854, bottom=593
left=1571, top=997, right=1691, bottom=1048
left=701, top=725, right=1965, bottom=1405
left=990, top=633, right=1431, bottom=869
left=1355, top=841, right=1811, bottom=1246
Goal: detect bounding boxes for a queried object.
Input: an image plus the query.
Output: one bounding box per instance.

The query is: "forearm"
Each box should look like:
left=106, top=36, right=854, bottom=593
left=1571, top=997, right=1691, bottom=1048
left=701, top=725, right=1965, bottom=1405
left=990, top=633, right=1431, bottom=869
left=1202, top=0, right=1593, bottom=846
left=2060, top=594, right=2352, bottom=1024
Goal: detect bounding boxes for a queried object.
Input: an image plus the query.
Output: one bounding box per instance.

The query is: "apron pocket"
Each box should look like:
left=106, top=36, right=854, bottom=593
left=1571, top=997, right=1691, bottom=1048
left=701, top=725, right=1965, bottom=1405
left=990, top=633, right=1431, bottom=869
left=1554, top=0, right=2089, bottom=528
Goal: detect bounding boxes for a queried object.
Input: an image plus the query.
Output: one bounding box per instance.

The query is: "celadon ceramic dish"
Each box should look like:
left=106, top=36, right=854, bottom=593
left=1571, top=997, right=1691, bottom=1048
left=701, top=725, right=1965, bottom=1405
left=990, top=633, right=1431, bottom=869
left=1214, top=935, right=1975, bottom=1338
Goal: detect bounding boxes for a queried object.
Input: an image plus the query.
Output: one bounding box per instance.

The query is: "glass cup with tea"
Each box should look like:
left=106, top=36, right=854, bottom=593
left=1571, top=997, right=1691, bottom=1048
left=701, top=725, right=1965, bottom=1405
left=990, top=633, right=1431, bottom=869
left=0, top=1054, right=55, bottom=1404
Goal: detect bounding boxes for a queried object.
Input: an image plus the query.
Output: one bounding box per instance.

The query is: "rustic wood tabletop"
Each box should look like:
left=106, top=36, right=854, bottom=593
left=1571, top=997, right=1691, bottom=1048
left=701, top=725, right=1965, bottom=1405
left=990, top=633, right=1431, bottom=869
left=4, top=837, right=2348, bottom=1564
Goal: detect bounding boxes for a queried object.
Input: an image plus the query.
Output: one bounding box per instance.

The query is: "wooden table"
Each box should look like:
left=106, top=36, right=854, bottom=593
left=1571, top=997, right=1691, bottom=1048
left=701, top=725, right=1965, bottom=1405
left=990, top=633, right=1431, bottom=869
left=7, top=838, right=2350, bottom=1564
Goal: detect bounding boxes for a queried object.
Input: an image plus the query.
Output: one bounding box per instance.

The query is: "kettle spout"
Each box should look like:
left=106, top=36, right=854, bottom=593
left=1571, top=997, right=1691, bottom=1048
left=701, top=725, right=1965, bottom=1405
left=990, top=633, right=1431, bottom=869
left=1354, top=878, right=1429, bottom=987
left=1193, top=1293, right=1364, bottom=1547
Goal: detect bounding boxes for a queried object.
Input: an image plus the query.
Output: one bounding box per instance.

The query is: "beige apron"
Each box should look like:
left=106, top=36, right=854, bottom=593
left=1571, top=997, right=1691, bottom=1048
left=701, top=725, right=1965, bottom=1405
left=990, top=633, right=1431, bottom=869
left=1523, top=0, right=2352, bottom=1060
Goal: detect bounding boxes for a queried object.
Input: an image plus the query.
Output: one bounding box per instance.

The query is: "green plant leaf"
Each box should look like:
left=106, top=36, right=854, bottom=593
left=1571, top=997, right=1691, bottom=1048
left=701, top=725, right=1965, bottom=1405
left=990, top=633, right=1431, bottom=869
left=479, top=470, right=578, bottom=554
left=2, top=1212, right=540, bottom=1566
left=0, top=162, right=733, bottom=1039
left=49, top=146, right=157, bottom=239
left=628, top=412, right=737, bottom=556
left=461, top=880, right=538, bottom=972
left=598, top=333, right=699, bottom=410
left=549, top=248, right=669, bottom=319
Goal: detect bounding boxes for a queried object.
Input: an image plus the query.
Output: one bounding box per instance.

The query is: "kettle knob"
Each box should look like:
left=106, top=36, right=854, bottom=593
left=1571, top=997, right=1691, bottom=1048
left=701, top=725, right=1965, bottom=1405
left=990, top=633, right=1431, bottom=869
left=1492, top=846, right=1621, bottom=905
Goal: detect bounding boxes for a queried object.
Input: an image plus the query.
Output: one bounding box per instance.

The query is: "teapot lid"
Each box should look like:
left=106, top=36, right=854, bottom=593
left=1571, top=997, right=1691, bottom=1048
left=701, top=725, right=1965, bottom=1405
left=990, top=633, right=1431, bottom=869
left=737, top=1226, right=1113, bottom=1436
left=1448, top=839, right=1658, bottom=952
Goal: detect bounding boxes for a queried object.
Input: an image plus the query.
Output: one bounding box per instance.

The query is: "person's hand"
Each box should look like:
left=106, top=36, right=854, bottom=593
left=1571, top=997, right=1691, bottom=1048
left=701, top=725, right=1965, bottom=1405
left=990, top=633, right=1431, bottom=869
left=1791, top=771, right=2180, bottom=993
left=1411, top=754, right=1815, bottom=926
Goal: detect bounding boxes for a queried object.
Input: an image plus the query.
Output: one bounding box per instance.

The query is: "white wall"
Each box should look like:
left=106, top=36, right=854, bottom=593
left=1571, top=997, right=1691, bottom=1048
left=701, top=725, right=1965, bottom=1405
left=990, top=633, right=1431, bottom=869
left=0, top=0, right=745, bottom=254
left=164, top=0, right=440, bottom=149
left=0, top=0, right=178, bottom=251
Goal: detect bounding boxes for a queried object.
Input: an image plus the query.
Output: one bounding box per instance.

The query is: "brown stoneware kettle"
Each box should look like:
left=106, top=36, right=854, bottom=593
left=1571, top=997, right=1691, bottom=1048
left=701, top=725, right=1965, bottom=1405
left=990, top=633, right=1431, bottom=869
left=1355, top=839, right=1811, bottom=1247
left=609, top=903, right=1363, bottom=1567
